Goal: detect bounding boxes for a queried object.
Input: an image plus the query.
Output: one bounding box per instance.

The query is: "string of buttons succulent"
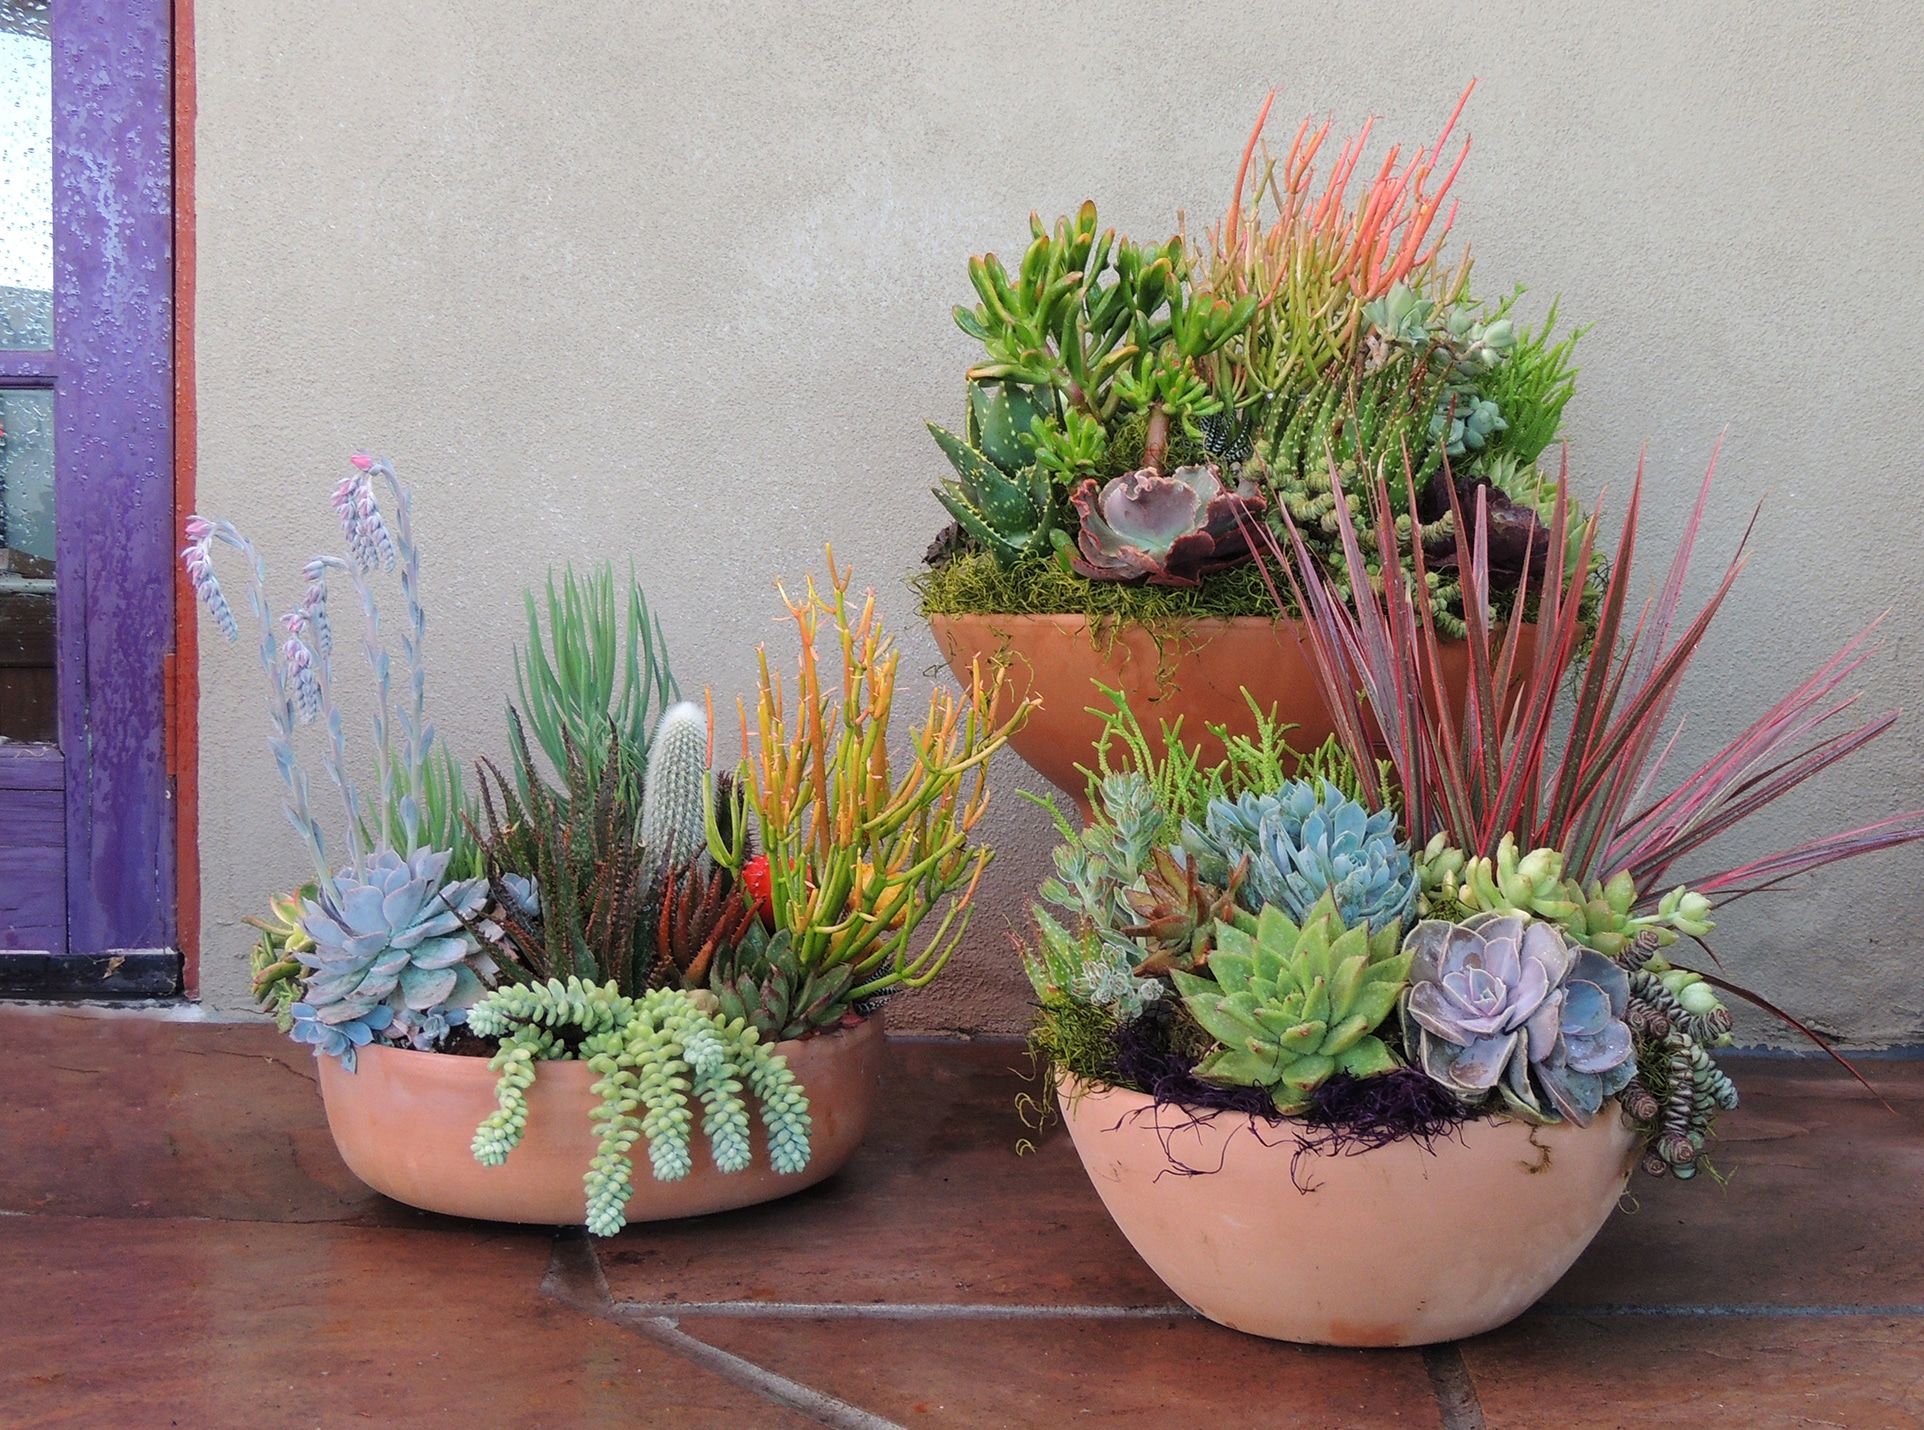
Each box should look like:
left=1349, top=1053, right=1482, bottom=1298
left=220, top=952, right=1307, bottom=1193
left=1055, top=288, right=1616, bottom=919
left=190, top=467, right=1034, bottom=1234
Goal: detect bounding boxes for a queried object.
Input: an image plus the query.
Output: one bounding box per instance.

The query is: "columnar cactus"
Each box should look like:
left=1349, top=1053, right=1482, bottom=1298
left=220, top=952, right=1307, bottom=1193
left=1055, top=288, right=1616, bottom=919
left=640, top=700, right=711, bottom=868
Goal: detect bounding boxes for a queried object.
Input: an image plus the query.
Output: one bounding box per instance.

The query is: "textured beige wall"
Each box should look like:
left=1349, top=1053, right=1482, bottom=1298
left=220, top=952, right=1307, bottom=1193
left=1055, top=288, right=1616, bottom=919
left=194, top=1, right=1924, bottom=1044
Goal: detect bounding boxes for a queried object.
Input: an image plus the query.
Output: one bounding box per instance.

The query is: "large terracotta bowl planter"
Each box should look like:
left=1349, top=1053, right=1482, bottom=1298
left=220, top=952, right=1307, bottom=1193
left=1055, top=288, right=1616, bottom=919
left=1059, top=1075, right=1637, bottom=1346
left=318, top=1013, right=884, bottom=1225
left=929, top=613, right=1520, bottom=822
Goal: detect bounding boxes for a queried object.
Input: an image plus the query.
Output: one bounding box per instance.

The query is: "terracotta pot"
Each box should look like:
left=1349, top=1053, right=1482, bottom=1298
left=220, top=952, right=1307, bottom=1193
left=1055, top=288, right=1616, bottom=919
left=317, top=1012, right=884, bottom=1225
left=929, top=613, right=1524, bottom=822
left=1058, top=1075, right=1637, bottom=1346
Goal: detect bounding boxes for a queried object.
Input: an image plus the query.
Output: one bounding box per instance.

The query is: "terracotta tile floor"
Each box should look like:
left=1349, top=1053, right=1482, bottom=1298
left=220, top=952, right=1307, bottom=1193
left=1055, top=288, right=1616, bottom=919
left=3, top=1003, right=1920, bottom=1429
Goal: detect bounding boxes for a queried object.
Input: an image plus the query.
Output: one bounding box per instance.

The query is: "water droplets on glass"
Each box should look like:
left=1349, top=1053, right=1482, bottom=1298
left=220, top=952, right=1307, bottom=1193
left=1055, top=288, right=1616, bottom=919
left=0, top=2, right=50, bottom=350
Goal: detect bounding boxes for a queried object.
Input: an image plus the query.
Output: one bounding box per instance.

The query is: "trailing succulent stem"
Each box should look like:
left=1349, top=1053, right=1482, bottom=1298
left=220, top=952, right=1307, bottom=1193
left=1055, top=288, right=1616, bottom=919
left=468, top=977, right=811, bottom=1236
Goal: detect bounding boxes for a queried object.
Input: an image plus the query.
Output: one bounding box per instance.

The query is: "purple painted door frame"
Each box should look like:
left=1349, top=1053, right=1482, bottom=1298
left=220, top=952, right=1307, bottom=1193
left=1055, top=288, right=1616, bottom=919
left=0, top=0, right=175, bottom=961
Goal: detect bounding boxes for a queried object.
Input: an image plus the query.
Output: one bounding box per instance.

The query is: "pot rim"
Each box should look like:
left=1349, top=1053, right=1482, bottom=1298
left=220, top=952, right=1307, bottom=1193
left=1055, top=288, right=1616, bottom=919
left=1056, top=1069, right=1625, bottom=1144
left=350, top=1007, right=877, bottom=1070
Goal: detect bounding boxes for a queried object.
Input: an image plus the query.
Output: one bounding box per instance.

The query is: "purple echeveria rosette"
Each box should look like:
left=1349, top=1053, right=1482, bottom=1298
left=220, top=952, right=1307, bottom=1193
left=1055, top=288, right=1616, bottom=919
left=1401, top=910, right=1635, bottom=1125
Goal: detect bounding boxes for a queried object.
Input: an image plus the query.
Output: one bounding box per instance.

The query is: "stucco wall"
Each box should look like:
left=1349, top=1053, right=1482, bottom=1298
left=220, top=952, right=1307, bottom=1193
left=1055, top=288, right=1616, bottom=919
left=193, top=1, right=1924, bottom=1043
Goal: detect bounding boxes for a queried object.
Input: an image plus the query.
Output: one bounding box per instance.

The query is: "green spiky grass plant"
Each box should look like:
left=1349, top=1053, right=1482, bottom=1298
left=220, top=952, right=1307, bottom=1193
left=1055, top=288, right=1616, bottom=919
left=515, top=563, right=678, bottom=803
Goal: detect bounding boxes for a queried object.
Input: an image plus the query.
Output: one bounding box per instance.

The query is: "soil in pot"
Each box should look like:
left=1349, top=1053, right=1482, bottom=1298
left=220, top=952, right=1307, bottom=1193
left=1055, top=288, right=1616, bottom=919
left=1057, top=1074, right=1637, bottom=1346
left=318, top=1012, right=885, bottom=1226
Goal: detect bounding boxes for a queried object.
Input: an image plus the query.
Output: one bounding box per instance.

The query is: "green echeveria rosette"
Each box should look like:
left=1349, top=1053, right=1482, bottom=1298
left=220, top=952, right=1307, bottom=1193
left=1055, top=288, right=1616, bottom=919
left=1172, top=894, right=1411, bottom=1114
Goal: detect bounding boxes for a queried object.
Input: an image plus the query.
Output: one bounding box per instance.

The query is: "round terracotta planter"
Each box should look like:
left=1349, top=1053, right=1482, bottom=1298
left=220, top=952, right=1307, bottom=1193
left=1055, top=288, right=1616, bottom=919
left=1058, top=1076, right=1637, bottom=1346
left=317, top=1012, right=884, bottom=1225
left=929, top=613, right=1519, bottom=822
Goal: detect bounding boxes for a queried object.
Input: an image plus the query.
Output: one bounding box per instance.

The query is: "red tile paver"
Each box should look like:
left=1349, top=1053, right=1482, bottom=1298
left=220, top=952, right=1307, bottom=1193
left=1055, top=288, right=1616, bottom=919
left=688, top=1314, right=1440, bottom=1427
left=1546, top=1057, right=1924, bottom=1309
left=0, top=1214, right=810, bottom=1429
left=6, top=1006, right=1924, bottom=1428
left=1463, top=1312, right=1924, bottom=1429
left=599, top=1040, right=1180, bottom=1310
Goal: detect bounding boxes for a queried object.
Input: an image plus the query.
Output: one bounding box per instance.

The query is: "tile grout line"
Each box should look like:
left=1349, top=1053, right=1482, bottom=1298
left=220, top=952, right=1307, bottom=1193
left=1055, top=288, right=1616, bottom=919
left=1536, top=1303, right=1924, bottom=1318
left=1422, top=1344, right=1488, bottom=1430
left=611, top=1300, right=1200, bottom=1320
left=542, top=1233, right=906, bottom=1430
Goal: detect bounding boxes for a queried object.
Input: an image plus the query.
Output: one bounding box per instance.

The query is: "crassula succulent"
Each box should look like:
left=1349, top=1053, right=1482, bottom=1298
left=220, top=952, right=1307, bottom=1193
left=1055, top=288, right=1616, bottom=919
left=293, top=847, right=492, bottom=1068
left=1400, top=912, right=1635, bottom=1125
left=1068, top=463, right=1264, bottom=586
left=1172, top=894, right=1411, bottom=1113
left=1183, top=781, right=1415, bottom=935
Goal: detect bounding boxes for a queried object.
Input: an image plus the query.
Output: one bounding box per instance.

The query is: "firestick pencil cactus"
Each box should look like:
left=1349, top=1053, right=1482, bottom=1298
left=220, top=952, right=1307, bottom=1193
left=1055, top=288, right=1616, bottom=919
left=717, top=553, right=1036, bottom=1000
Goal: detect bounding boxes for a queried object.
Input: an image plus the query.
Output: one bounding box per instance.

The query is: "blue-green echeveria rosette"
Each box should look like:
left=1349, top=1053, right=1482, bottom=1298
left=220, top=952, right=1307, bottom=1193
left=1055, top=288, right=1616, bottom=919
left=1182, top=781, right=1416, bottom=936
left=1401, top=911, right=1635, bottom=1125
left=291, top=847, right=491, bottom=1069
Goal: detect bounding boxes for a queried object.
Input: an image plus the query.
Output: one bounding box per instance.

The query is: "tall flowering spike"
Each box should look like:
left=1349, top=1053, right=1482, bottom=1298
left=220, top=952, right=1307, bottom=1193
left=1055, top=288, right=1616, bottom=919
left=283, top=637, right=321, bottom=723
left=332, top=477, right=377, bottom=570
left=302, top=579, right=332, bottom=659
left=181, top=518, right=238, bottom=640
left=356, top=479, right=398, bottom=570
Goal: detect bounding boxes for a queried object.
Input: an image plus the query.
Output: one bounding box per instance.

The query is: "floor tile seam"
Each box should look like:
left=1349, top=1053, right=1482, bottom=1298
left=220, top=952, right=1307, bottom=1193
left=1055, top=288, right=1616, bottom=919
left=1533, top=1303, right=1924, bottom=1318
left=0, top=1207, right=574, bottom=1240
left=607, top=1299, right=1200, bottom=1320
left=545, top=1236, right=908, bottom=1430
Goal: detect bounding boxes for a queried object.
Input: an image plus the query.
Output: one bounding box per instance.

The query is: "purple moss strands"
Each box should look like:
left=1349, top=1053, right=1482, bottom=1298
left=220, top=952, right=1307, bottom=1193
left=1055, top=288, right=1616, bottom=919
left=1107, top=1016, right=1474, bottom=1183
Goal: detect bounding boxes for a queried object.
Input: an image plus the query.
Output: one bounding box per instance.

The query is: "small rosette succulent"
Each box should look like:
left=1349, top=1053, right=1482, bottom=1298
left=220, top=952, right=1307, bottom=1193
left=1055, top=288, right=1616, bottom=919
left=1401, top=912, right=1635, bottom=1125
left=1184, top=781, right=1415, bottom=935
left=1068, top=463, right=1264, bottom=587
left=1171, top=895, right=1411, bottom=1114
left=1414, top=832, right=1715, bottom=956
left=295, top=848, right=491, bottom=1068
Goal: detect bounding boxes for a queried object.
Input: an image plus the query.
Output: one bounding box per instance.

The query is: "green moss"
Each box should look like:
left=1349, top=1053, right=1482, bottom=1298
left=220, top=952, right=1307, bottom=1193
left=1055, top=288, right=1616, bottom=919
left=914, top=550, right=1294, bottom=622
left=1029, top=995, right=1130, bottom=1092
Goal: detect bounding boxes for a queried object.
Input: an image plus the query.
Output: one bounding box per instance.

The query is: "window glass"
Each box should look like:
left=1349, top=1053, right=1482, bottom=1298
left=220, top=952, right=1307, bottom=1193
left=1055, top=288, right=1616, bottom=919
left=0, top=389, right=54, bottom=741
left=0, top=1, right=50, bottom=350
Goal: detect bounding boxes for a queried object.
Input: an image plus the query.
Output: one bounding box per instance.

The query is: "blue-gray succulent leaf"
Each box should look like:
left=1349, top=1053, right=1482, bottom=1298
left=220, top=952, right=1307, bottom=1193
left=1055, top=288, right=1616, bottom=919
left=380, top=878, right=431, bottom=936
left=406, top=935, right=474, bottom=971
left=400, top=964, right=459, bottom=1012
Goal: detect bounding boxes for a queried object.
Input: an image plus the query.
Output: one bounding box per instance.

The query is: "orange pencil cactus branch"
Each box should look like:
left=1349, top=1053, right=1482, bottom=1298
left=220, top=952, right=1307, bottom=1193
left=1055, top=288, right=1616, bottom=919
left=728, top=552, right=1036, bottom=999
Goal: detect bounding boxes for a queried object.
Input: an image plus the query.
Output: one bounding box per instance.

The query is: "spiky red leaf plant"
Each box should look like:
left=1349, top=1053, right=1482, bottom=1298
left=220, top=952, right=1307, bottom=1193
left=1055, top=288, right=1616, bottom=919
left=1240, top=442, right=1924, bottom=907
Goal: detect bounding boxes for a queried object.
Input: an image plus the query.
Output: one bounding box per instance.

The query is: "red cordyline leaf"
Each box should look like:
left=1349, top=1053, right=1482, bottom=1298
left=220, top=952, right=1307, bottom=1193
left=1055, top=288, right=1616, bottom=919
left=1248, top=445, right=1924, bottom=907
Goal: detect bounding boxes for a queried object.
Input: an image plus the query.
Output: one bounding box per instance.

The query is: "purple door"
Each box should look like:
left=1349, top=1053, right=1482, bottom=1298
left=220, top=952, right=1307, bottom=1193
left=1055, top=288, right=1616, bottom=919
left=0, top=0, right=176, bottom=996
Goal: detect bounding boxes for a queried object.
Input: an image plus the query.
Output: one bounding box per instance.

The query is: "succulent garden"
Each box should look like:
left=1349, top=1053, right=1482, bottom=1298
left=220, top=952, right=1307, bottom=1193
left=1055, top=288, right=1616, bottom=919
left=190, top=461, right=1031, bottom=1234
left=919, top=85, right=1591, bottom=633
left=1022, top=441, right=1924, bottom=1181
